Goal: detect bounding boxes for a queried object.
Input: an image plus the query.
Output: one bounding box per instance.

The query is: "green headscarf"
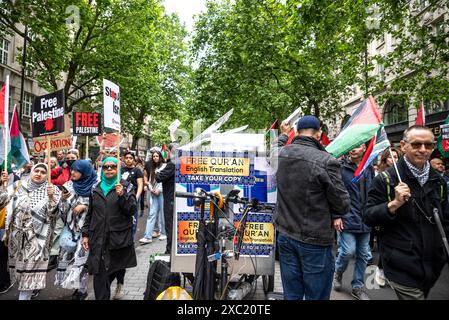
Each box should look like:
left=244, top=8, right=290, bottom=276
left=100, top=157, right=120, bottom=196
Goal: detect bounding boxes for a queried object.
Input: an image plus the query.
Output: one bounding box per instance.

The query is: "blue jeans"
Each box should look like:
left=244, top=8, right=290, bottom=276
left=278, top=233, right=335, bottom=300
left=335, top=231, right=372, bottom=289
left=143, top=193, right=164, bottom=239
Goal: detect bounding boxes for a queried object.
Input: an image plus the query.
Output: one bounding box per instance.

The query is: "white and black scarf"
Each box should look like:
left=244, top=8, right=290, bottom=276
left=404, top=156, right=430, bottom=187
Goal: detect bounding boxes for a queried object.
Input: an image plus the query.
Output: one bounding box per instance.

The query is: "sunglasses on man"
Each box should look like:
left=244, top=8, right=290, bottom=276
left=404, top=140, right=435, bottom=150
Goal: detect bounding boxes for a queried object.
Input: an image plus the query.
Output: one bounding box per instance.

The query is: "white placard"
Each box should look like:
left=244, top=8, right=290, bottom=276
left=103, top=79, right=121, bottom=131
left=210, top=133, right=265, bottom=152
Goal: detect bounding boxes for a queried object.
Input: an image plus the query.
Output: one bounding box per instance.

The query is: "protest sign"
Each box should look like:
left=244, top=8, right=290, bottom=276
left=103, top=79, right=120, bottom=131
left=32, top=89, right=65, bottom=137
left=73, top=112, right=102, bottom=136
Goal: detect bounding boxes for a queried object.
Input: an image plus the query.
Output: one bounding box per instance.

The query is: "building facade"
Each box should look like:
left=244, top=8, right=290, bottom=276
left=333, top=0, right=449, bottom=145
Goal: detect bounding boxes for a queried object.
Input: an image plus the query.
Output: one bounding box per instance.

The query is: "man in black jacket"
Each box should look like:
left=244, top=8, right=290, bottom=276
left=272, top=115, right=350, bottom=300
left=365, top=125, right=449, bottom=300
left=156, top=142, right=177, bottom=254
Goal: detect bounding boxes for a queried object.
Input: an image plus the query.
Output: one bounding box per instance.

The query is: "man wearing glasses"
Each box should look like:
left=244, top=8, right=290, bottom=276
left=365, top=125, right=449, bottom=300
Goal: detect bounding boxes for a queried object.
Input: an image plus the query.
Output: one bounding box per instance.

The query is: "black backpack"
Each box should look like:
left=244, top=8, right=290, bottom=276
left=143, top=260, right=181, bottom=300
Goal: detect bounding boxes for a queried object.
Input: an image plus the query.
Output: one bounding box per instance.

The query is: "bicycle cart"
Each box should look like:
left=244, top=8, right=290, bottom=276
left=172, top=186, right=276, bottom=300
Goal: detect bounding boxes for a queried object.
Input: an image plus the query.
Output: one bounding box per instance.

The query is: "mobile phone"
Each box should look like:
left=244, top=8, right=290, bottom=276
left=58, top=185, right=69, bottom=193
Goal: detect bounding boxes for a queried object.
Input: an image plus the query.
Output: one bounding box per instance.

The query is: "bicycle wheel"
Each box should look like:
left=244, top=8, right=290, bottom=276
left=262, top=275, right=274, bottom=294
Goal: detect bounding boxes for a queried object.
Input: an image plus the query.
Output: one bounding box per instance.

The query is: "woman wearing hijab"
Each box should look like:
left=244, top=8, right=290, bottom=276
left=54, top=160, right=97, bottom=300
left=81, top=157, right=137, bottom=300
left=0, top=164, right=61, bottom=300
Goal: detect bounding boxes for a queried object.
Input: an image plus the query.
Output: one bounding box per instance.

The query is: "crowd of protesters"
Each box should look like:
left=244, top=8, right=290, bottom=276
left=0, top=129, right=178, bottom=300
left=1, top=117, right=449, bottom=301
left=274, top=116, right=449, bottom=301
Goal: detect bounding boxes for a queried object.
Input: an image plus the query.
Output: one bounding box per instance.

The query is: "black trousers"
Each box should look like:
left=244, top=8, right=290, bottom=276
left=0, top=240, right=10, bottom=288
left=164, top=200, right=173, bottom=254
left=93, top=261, right=111, bottom=300
left=109, top=269, right=126, bottom=284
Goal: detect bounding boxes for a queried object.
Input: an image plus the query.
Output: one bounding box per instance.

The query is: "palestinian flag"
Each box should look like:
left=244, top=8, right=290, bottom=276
left=352, top=127, right=390, bottom=182
left=161, top=144, right=167, bottom=160
left=321, top=131, right=330, bottom=146
left=326, top=96, right=383, bottom=158
left=9, top=105, right=30, bottom=169
left=415, top=100, right=425, bottom=125
left=0, top=78, right=11, bottom=170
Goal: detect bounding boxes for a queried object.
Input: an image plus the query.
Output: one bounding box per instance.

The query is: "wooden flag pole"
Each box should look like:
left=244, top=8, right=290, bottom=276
left=85, top=136, right=89, bottom=160
left=47, top=135, right=51, bottom=183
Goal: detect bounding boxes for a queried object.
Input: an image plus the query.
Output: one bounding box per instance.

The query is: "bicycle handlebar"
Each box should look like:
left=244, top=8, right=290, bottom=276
left=175, top=191, right=208, bottom=200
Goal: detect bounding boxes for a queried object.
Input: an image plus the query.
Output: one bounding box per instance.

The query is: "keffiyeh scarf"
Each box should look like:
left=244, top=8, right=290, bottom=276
left=404, top=156, right=430, bottom=187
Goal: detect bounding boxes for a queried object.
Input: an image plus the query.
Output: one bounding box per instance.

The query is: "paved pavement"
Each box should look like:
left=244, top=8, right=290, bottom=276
left=91, top=238, right=449, bottom=301
left=1, top=201, right=448, bottom=300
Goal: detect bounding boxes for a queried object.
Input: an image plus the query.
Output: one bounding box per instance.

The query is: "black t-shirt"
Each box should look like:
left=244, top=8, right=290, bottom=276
left=122, top=166, right=143, bottom=190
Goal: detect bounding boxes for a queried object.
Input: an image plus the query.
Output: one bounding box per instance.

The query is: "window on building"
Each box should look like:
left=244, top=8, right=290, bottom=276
left=22, top=92, right=33, bottom=117
left=0, top=38, right=9, bottom=65
left=378, top=33, right=385, bottom=46
left=425, top=99, right=449, bottom=114
left=378, top=64, right=385, bottom=82
left=383, top=99, right=408, bottom=125
left=419, top=0, right=430, bottom=10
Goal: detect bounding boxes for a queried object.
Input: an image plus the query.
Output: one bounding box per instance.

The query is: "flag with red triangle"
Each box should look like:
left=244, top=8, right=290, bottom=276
left=9, top=105, right=30, bottom=169
left=161, top=144, right=167, bottom=159
left=0, top=79, right=11, bottom=169
left=326, top=95, right=383, bottom=158
left=321, top=131, right=330, bottom=146
left=0, top=82, right=5, bottom=126
left=352, top=127, right=390, bottom=182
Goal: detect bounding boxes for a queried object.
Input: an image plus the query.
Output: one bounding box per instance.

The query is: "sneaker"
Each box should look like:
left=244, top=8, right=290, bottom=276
left=333, top=272, right=343, bottom=292
left=113, top=283, right=124, bottom=300
left=152, top=231, right=161, bottom=238
left=351, top=287, right=371, bottom=300
left=139, top=237, right=152, bottom=244
left=159, top=234, right=167, bottom=241
left=72, top=289, right=88, bottom=300
left=0, top=282, right=13, bottom=294
left=375, top=267, right=386, bottom=287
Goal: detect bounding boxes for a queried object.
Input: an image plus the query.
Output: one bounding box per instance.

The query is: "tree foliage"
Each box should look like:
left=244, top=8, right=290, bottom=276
left=190, top=0, right=380, bottom=130
left=372, top=0, right=449, bottom=108
left=0, top=0, right=191, bottom=147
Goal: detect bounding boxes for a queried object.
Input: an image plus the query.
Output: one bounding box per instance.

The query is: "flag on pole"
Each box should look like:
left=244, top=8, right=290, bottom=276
left=321, top=131, right=330, bottom=146
left=267, top=119, right=278, bottom=132
left=161, top=144, right=167, bottom=160
left=9, top=105, right=30, bottom=169
left=326, top=96, right=383, bottom=158
left=415, top=100, right=425, bottom=126
left=0, top=78, right=11, bottom=170
left=352, top=127, right=390, bottom=182
left=0, top=82, right=6, bottom=125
